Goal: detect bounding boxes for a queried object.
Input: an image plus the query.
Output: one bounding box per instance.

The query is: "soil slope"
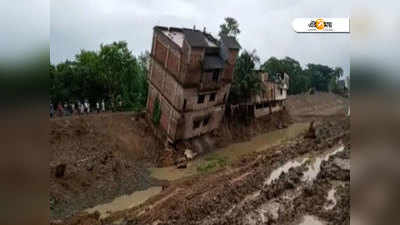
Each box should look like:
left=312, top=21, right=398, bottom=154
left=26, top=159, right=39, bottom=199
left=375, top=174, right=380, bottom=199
left=50, top=112, right=165, bottom=220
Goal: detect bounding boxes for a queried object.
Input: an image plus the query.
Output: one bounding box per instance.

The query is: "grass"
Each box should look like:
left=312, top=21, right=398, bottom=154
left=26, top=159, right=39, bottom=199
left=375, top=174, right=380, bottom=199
left=197, top=154, right=228, bottom=174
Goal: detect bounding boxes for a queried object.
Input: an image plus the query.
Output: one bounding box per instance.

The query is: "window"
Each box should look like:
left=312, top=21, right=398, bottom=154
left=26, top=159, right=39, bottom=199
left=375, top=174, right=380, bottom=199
left=193, top=120, right=201, bottom=129
left=209, top=93, right=216, bottom=102
left=212, top=70, right=219, bottom=82
left=198, top=95, right=205, bottom=104
left=223, top=94, right=226, bottom=102
left=183, top=99, right=187, bottom=110
left=203, top=116, right=210, bottom=126
left=280, top=88, right=283, bottom=95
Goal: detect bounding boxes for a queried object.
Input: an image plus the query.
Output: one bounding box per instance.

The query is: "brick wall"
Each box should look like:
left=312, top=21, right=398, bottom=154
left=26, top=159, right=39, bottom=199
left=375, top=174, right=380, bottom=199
left=150, top=60, right=184, bottom=110
left=182, top=84, right=230, bottom=112
left=167, top=47, right=180, bottom=76
left=146, top=84, right=182, bottom=140
left=185, top=48, right=204, bottom=85
left=222, top=49, right=238, bottom=81
left=181, top=105, right=225, bottom=139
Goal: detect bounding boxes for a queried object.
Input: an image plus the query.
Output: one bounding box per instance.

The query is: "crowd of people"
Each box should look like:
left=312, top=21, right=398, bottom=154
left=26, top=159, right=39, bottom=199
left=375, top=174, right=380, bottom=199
left=49, top=99, right=123, bottom=118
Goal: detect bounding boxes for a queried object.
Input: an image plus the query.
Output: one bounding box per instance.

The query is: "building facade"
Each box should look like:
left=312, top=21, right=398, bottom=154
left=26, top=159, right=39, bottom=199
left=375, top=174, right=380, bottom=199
left=146, top=26, right=240, bottom=143
left=251, top=71, right=289, bottom=118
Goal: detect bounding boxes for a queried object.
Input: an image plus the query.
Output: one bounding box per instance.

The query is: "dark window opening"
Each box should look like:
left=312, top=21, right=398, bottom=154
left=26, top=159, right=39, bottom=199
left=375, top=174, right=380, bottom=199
left=193, top=120, right=201, bottom=129
left=212, top=70, right=219, bottom=82
left=203, top=116, right=210, bottom=126
left=209, top=93, right=216, bottom=102
left=183, top=99, right=187, bottom=110
left=198, top=95, right=205, bottom=104
left=280, top=88, right=283, bottom=95
left=223, top=94, right=226, bottom=102
left=263, top=102, right=269, bottom=108
left=256, top=104, right=263, bottom=109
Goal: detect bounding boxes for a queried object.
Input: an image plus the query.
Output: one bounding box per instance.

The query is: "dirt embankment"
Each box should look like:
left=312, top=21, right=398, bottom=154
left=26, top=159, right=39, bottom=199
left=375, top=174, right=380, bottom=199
left=66, top=117, right=348, bottom=225
left=287, top=92, right=349, bottom=121
left=212, top=109, right=293, bottom=149
left=50, top=112, right=165, bottom=220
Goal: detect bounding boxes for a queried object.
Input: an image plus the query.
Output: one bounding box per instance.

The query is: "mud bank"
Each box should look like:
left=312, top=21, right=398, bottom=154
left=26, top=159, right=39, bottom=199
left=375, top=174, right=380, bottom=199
left=49, top=113, right=165, bottom=220
left=76, top=117, right=348, bottom=225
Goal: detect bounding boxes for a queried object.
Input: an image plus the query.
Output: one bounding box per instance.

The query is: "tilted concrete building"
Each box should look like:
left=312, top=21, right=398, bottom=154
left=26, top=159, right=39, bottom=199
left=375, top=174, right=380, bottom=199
left=146, top=26, right=240, bottom=143
left=251, top=70, right=289, bottom=118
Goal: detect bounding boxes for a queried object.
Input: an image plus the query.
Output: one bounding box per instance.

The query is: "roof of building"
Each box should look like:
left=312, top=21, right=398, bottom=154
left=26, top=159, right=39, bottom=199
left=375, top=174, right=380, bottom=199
left=182, top=29, right=218, bottom=48
left=203, top=55, right=225, bottom=70
left=220, top=35, right=241, bottom=50
left=155, top=26, right=239, bottom=50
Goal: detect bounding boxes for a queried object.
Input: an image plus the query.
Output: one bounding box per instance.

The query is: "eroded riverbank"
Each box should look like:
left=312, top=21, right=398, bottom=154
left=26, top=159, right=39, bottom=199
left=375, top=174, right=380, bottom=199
left=90, top=117, right=349, bottom=225
left=78, top=122, right=309, bottom=219
left=52, top=116, right=349, bottom=225
left=150, top=122, right=309, bottom=181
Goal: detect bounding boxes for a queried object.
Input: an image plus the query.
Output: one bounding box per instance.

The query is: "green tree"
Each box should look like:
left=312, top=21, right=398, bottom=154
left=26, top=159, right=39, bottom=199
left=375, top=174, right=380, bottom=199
left=219, top=17, right=241, bottom=38
left=304, top=64, right=339, bottom=92
left=50, top=41, right=149, bottom=112
left=261, top=57, right=309, bottom=95
left=229, top=50, right=263, bottom=104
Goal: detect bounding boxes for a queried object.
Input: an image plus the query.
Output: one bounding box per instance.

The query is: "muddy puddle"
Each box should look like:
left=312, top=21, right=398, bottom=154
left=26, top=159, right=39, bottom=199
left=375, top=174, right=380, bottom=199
left=325, top=188, right=337, bottom=210
left=150, top=122, right=309, bottom=181
left=302, top=145, right=344, bottom=182
left=265, top=144, right=344, bottom=185
left=295, top=215, right=326, bottom=225
left=85, top=186, right=162, bottom=219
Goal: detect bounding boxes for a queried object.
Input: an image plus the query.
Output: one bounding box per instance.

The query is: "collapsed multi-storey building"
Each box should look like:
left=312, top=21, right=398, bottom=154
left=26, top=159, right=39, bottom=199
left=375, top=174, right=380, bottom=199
left=251, top=70, right=290, bottom=118
left=146, top=26, right=240, bottom=143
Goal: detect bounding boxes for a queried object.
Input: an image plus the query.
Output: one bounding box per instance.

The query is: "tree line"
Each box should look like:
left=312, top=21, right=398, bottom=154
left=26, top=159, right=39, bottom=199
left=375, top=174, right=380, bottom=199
left=50, top=17, right=345, bottom=113
left=50, top=41, right=149, bottom=112
left=221, top=17, right=345, bottom=105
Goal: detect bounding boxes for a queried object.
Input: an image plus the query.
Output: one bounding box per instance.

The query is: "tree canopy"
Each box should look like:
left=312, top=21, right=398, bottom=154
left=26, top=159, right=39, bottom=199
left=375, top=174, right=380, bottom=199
left=50, top=41, right=148, bottom=111
left=219, top=17, right=241, bottom=38
left=261, top=57, right=344, bottom=94
left=229, top=50, right=263, bottom=104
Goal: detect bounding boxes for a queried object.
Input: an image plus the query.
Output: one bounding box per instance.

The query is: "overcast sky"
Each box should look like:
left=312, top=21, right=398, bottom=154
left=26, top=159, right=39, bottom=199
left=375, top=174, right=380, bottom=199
left=51, top=0, right=350, bottom=75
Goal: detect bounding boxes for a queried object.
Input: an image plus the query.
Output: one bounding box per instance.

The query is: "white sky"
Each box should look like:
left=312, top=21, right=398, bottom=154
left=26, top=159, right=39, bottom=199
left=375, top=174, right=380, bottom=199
left=50, top=0, right=350, bottom=75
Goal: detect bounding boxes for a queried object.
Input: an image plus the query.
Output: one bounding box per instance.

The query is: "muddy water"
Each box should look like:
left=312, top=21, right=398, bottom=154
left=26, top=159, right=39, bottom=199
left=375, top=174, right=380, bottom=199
left=296, top=215, right=325, bottom=225
left=85, top=186, right=162, bottom=219
left=302, top=145, right=344, bottom=182
left=264, top=158, right=307, bottom=185
left=325, top=188, right=337, bottom=210
left=150, top=122, right=309, bottom=181
left=264, top=144, right=345, bottom=186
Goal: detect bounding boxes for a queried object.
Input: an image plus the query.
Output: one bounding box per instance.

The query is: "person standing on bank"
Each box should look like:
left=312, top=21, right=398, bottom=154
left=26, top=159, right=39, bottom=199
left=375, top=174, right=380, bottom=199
left=96, top=101, right=100, bottom=113
left=101, top=99, right=105, bottom=112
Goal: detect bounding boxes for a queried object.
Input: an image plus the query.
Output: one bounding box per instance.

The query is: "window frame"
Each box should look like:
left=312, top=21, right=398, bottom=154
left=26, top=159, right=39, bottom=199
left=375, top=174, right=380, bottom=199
left=209, top=93, right=216, bottom=102
left=198, top=95, right=205, bottom=104
left=212, top=70, right=220, bottom=82
left=193, top=120, right=201, bottom=129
